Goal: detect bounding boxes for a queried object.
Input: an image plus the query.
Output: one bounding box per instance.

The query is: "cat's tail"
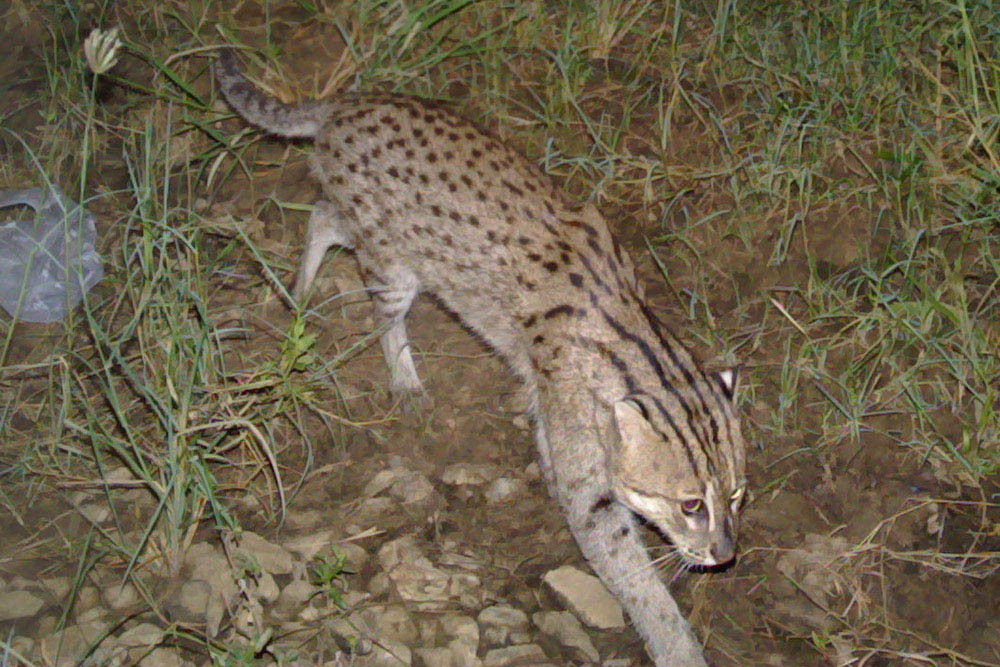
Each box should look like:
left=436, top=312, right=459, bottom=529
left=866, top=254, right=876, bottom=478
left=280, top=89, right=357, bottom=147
left=213, top=48, right=330, bottom=138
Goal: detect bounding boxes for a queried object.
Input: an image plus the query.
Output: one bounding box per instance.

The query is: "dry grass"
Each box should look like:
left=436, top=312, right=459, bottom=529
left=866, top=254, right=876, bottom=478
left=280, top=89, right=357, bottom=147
left=0, top=0, right=998, bottom=663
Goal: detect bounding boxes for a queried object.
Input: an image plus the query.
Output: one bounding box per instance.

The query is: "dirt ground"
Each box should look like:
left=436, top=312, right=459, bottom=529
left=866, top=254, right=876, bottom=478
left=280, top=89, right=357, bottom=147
left=1, top=3, right=999, bottom=666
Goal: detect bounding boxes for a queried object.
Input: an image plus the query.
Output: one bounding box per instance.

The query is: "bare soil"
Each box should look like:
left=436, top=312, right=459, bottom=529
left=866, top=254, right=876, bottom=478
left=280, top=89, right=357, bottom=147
left=1, top=5, right=998, bottom=666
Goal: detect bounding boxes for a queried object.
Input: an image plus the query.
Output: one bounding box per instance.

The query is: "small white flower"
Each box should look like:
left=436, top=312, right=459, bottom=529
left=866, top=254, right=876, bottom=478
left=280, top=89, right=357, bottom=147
left=83, top=27, right=122, bottom=75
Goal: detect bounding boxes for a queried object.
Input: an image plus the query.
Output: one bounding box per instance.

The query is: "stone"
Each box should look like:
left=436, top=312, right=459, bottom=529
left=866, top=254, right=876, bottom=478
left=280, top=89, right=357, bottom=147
left=185, top=544, right=237, bottom=601
left=533, top=611, right=599, bottom=662
left=277, top=578, right=316, bottom=615
left=358, top=638, right=412, bottom=665
left=441, top=463, right=498, bottom=486
left=41, top=576, right=71, bottom=599
left=415, top=647, right=453, bottom=667
left=103, top=582, right=140, bottom=610
left=140, top=647, right=185, bottom=667
left=364, top=468, right=409, bottom=497
left=377, top=536, right=480, bottom=609
left=78, top=502, right=111, bottom=524
left=441, top=614, right=480, bottom=646
left=354, top=497, right=397, bottom=523
left=337, top=542, right=369, bottom=572
left=0, top=590, right=44, bottom=621
left=256, top=571, right=280, bottom=603
left=543, top=565, right=624, bottom=630
left=9, top=636, right=34, bottom=658
left=116, top=622, right=164, bottom=647
left=283, top=530, right=336, bottom=560
left=38, top=623, right=108, bottom=664
left=478, top=604, right=530, bottom=646
left=360, top=605, right=419, bottom=644
left=388, top=472, right=438, bottom=505
left=482, top=644, right=547, bottom=666
left=171, top=580, right=212, bottom=621
left=483, top=477, right=524, bottom=504
left=285, top=509, right=325, bottom=529
left=238, top=532, right=296, bottom=575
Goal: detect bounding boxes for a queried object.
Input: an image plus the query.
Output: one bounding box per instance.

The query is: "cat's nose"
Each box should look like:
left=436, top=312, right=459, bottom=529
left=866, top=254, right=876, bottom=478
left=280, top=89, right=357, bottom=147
left=709, top=521, right=736, bottom=564
left=709, top=539, right=735, bottom=565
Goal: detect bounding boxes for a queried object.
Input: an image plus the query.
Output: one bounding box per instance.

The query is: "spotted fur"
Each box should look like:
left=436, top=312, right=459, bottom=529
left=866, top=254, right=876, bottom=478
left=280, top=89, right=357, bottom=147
left=215, top=48, right=747, bottom=667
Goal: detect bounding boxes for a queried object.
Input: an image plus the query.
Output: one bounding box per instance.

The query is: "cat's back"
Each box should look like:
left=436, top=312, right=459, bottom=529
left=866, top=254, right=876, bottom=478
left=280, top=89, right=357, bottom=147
left=309, top=95, right=637, bottom=312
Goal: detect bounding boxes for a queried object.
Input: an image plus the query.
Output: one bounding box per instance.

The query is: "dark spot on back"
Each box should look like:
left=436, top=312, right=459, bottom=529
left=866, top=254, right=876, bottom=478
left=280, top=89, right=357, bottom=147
left=590, top=495, right=613, bottom=512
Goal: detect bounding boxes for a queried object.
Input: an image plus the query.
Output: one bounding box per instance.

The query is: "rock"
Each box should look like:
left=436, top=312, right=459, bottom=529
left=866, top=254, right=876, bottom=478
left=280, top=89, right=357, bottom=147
left=354, top=497, right=397, bottom=522
left=116, top=622, right=164, bottom=647
left=277, top=578, right=317, bottom=616
left=377, top=536, right=481, bottom=609
left=256, top=571, right=280, bottom=603
left=364, top=468, right=409, bottom=496
left=358, top=638, right=412, bottom=666
left=185, top=543, right=237, bottom=601
left=368, top=572, right=391, bottom=598
left=441, top=463, right=498, bottom=486
left=78, top=502, right=111, bottom=524
left=326, top=616, right=373, bottom=655
left=103, top=582, right=139, bottom=610
left=337, top=542, right=369, bottom=572
left=166, top=579, right=216, bottom=626
left=238, top=532, right=296, bottom=575
left=0, top=589, right=45, bottom=621
left=283, top=530, right=336, bottom=560
left=78, top=586, right=100, bottom=609
left=360, top=605, right=419, bottom=644
left=141, top=647, right=185, bottom=667
left=285, top=509, right=325, bottom=529
left=441, top=614, right=480, bottom=646
left=478, top=604, right=530, bottom=646
left=533, top=611, right=599, bottom=662
left=388, top=472, right=437, bottom=505
left=38, top=623, right=108, bottom=664
left=415, top=647, right=454, bottom=667
left=76, top=605, right=107, bottom=624
left=183, top=542, right=238, bottom=636
left=543, top=565, right=624, bottom=630
left=9, top=636, right=34, bottom=658
left=41, top=576, right=71, bottom=599
left=482, top=644, right=547, bottom=666
left=484, top=477, right=524, bottom=504
left=447, top=639, right=482, bottom=667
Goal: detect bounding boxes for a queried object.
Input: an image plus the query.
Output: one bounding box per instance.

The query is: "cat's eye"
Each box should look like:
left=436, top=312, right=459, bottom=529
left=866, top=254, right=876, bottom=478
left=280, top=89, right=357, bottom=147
left=730, top=487, right=745, bottom=502
left=680, top=498, right=704, bottom=515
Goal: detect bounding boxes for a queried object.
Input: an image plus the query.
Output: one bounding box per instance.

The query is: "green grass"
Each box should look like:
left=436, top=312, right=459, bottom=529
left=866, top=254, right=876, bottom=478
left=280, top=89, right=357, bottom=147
left=0, top=0, right=997, bottom=663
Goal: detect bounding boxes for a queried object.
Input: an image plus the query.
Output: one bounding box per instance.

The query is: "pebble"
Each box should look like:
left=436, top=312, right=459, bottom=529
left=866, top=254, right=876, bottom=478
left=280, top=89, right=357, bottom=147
left=543, top=565, right=625, bottom=629
left=533, top=610, right=599, bottom=662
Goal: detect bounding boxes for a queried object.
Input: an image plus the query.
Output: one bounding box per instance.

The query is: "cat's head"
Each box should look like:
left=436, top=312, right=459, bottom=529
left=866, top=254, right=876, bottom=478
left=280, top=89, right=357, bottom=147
left=610, top=368, right=747, bottom=567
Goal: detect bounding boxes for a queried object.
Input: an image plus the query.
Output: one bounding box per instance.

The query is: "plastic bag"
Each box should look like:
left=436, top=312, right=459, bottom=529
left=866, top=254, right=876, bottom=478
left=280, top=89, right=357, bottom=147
left=0, top=185, right=103, bottom=322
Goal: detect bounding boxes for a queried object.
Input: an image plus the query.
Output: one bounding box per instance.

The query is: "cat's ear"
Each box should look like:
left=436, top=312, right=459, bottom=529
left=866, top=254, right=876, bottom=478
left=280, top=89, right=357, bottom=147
left=613, top=397, right=686, bottom=485
left=614, top=398, right=654, bottom=445
left=713, top=367, right=739, bottom=401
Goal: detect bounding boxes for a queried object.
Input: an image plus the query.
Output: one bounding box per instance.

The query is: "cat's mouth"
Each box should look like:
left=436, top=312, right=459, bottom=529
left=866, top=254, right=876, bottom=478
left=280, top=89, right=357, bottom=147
left=635, top=512, right=739, bottom=571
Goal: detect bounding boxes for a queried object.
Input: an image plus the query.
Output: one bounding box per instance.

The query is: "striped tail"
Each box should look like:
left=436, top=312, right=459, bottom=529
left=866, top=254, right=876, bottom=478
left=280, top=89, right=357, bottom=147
left=213, top=48, right=329, bottom=138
